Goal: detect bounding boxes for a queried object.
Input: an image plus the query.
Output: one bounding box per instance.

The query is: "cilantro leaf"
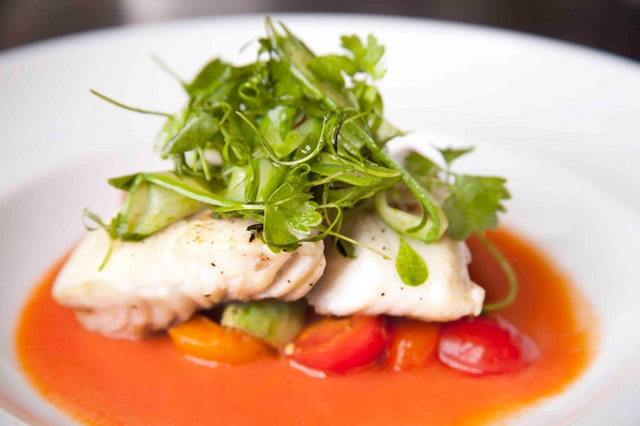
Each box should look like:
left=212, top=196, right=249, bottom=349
left=263, top=183, right=323, bottom=252
left=403, top=150, right=511, bottom=241
left=341, top=34, right=386, bottom=80
left=443, top=175, right=510, bottom=240
left=438, top=147, right=474, bottom=168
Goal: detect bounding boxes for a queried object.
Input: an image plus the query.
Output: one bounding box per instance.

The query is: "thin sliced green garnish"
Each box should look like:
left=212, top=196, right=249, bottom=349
left=374, top=192, right=447, bottom=243
left=113, top=174, right=207, bottom=240
left=475, top=231, right=518, bottom=311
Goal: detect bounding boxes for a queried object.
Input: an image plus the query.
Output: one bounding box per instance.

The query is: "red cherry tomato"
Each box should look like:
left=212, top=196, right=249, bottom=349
left=438, top=315, right=539, bottom=375
left=385, top=319, right=440, bottom=372
left=285, top=315, right=388, bottom=373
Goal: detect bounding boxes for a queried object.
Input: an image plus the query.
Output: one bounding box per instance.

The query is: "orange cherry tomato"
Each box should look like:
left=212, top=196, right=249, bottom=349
left=438, top=315, right=539, bottom=375
left=285, top=315, right=388, bottom=374
left=168, top=314, right=273, bottom=365
left=385, top=319, right=440, bottom=372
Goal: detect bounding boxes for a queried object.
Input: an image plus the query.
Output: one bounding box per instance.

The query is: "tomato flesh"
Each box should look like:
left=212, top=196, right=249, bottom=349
left=286, top=315, right=387, bottom=373
left=168, top=314, right=273, bottom=365
left=438, top=315, right=539, bottom=375
left=385, top=319, right=440, bottom=371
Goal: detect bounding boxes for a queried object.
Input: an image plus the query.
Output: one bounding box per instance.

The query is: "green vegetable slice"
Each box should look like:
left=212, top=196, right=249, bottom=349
left=221, top=299, right=307, bottom=347
left=111, top=174, right=206, bottom=240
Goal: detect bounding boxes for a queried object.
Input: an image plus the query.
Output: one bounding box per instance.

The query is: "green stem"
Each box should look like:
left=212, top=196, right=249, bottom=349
left=90, top=90, right=171, bottom=117
left=476, top=231, right=518, bottom=311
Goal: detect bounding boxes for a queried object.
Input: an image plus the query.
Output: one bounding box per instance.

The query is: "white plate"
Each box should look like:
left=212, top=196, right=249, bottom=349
left=1, top=14, right=640, bottom=425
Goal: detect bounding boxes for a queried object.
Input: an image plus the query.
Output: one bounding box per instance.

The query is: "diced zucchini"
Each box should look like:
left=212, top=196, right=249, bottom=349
left=221, top=299, right=307, bottom=347
left=116, top=175, right=206, bottom=240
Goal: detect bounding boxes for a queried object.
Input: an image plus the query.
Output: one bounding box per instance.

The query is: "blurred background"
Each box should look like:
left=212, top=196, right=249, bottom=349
left=1, top=0, right=639, bottom=61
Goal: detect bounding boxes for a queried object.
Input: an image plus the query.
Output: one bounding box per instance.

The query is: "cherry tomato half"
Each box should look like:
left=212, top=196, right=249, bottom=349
left=385, top=319, right=440, bottom=372
left=168, top=314, right=273, bottom=365
left=438, top=315, right=539, bottom=375
left=285, top=315, right=388, bottom=373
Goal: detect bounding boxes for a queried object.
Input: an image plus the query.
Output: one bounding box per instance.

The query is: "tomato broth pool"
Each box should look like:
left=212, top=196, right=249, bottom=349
left=16, top=228, right=597, bottom=425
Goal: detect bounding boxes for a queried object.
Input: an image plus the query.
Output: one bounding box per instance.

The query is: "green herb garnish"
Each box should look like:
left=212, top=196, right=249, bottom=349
left=89, top=18, right=515, bottom=308
left=404, top=147, right=510, bottom=241
left=94, top=19, right=442, bottom=250
left=396, top=237, right=429, bottom=286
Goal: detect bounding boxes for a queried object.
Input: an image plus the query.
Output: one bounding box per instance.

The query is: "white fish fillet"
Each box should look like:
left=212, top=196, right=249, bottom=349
left=306, top=212, right=484, bottom=321
left=53, top=211, right=326, bottom=339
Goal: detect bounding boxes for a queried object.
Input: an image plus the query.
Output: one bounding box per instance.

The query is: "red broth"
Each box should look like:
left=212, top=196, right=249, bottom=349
left=16, top=228, right=596, bottom=425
